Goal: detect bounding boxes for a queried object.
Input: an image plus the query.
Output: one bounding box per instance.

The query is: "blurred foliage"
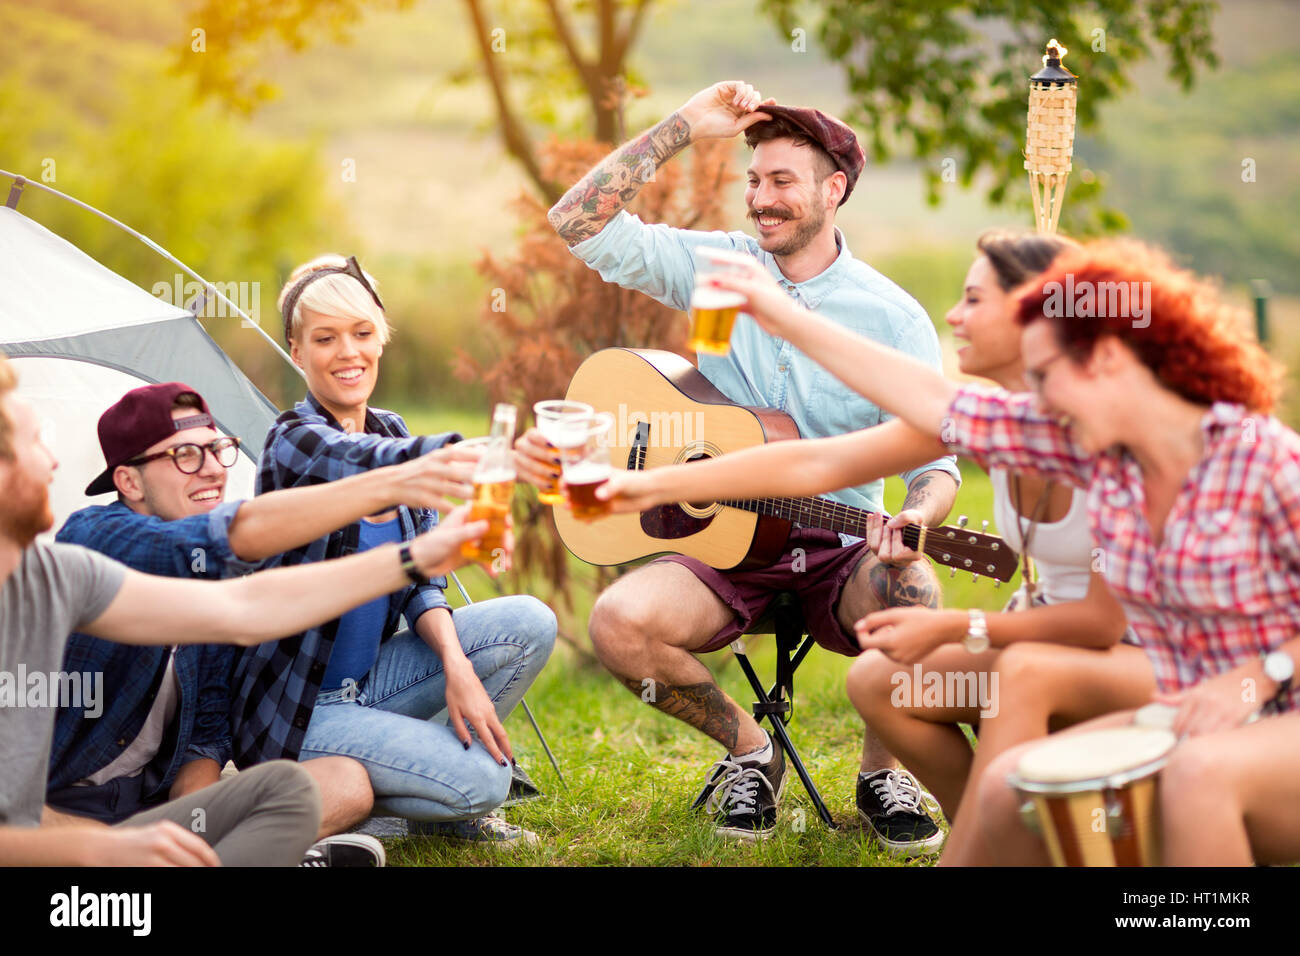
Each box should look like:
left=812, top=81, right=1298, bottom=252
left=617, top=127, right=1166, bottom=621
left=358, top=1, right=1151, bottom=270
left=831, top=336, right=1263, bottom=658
left=456, top=135, right=736, bottom=631
left=181, top=0, right=660, bottom=199
left=0, top=0, right=344, bottom=409
left=760, top=0, right=1220, bottom=234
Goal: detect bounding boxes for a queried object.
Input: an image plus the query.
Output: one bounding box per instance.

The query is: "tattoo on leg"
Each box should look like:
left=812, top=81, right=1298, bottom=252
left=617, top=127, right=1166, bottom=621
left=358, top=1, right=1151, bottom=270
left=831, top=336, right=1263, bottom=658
left=868, top=559, right=941, bottom=610
left=621, top=677, right=740, bottom=749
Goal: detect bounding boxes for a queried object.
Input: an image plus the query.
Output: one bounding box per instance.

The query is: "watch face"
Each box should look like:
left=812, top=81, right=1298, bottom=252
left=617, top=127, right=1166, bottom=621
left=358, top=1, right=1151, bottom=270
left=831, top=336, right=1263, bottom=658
left=1265, top=652, right=1295, bottom=684
left=965, top=633, right=990, bottom=654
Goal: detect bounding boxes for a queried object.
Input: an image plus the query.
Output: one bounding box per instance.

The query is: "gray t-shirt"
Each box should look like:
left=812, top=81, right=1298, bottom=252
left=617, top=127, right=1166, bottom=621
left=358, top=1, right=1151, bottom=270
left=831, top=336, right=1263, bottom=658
left=0, top=542, right=125, bottom=827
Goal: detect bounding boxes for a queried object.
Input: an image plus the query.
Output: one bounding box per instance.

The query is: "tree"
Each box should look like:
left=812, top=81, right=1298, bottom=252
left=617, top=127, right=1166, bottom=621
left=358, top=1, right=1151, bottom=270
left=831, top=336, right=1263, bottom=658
left=182, top=0, right=658, bottom=202
left=761, top=0, right=1219, bottom=231
left=180, top=0, right=1219, bottom=225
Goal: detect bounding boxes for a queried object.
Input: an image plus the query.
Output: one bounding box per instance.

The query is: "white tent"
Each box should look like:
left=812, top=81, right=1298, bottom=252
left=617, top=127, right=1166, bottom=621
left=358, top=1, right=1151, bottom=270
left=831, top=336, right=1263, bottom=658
left=0, top=203, right=277, bottom=533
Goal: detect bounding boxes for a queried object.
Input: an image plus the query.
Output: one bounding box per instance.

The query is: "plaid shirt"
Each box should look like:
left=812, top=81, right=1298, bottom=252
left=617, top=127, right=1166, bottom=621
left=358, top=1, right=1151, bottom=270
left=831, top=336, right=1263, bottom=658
left=944, top=385, right=1300, bottom=712
left=229, top=392, right=460, bottom=765
left=50, top=502, right=249, bottom=794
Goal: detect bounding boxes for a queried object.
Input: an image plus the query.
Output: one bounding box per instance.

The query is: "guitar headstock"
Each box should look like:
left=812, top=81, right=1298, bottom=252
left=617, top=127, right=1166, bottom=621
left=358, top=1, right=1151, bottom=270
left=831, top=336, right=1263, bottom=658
left=902, top=514, right=1019, bottom=584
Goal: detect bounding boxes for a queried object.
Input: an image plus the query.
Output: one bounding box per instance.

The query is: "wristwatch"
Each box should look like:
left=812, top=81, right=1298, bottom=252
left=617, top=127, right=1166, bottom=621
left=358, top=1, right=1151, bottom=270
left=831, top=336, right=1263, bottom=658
left=398, top=544, right=425, bottom=585
left=963, top=609, right=990, bottom=654
left=1263, top=650, right=1295, bottom=702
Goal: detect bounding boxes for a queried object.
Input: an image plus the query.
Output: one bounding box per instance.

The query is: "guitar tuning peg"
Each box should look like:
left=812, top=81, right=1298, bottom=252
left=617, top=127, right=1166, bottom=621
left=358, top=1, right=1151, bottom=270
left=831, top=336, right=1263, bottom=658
left=981, top=519, right=989, bottom=533
left=972, top=573, right=978, bottom=582
left=949, top=566, right=957, bottom=578
left=958, top=515, right=968, bottom=528
left=994, top=579, right=1001, bottom=588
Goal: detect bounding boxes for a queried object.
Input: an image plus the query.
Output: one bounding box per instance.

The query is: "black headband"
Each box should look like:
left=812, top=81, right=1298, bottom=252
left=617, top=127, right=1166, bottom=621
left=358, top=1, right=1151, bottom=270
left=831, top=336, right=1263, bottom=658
left=280, top=255, right=384, bottom=343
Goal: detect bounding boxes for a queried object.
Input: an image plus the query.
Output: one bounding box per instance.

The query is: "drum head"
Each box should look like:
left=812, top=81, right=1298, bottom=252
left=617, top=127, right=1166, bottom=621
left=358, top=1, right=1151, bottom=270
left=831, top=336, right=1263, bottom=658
left=1016, top=727, right=1176, bottom=786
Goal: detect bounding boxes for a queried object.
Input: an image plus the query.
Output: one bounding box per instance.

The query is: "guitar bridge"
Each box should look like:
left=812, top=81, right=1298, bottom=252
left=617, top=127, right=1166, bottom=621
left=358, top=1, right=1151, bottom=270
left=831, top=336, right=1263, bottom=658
left=627, top=420, right=649, bottom=472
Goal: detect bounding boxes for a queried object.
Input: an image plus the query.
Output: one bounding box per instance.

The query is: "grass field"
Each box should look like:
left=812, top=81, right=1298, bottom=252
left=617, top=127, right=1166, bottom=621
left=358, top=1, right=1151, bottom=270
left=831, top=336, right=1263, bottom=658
left=383, top=405, right=1011, bottom=866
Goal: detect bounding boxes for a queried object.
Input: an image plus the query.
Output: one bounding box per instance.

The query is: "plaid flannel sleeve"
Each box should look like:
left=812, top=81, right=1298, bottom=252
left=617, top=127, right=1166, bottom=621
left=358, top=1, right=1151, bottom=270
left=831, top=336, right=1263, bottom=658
left=266, top=419, right=458, bottom=486
left=401, top=504, right=451, bottom=629
left=56, top=502, right=254, bottom=578
left=943, top=384, right=1093, bottom=487
left=183, top=644, right=236, bottom=767
left=1260, top=423, right=1300, bottom=573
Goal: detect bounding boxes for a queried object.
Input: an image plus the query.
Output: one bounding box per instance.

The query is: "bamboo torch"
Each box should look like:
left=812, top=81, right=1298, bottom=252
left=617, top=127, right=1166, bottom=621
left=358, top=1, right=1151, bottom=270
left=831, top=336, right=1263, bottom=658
left=1025, top=39, right=1078, bottom=234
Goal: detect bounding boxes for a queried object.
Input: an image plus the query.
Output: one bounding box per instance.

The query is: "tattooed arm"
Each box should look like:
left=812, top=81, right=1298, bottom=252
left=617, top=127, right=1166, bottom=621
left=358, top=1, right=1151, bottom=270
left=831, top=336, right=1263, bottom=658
left=864, top=469, right=959, bottom=568
left=548, top=81, right=773, bottom=246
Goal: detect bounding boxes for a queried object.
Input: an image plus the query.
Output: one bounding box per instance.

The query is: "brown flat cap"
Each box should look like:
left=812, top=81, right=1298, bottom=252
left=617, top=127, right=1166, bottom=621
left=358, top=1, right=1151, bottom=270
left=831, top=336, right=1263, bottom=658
left=750, top=104, right=866, bottom=206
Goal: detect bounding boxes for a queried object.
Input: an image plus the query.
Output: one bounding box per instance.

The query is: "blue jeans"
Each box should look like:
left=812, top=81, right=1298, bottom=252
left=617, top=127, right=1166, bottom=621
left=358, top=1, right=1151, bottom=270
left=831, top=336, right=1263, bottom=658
left=300, top=595, right=555, bottom=821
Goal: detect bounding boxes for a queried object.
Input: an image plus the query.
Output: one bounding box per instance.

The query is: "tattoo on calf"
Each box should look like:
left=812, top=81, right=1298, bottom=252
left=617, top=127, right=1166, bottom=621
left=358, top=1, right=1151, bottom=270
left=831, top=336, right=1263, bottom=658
left=867, top=556, right=942, bottom=610
left=550, top=113, right=692, bottom=245
left=621, top=676, right=740, bottom=749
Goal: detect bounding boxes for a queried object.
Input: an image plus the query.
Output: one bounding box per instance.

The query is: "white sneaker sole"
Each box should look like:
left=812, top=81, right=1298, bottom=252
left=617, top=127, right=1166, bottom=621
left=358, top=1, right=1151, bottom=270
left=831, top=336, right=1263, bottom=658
left=858, top=809, right=945, bottom=858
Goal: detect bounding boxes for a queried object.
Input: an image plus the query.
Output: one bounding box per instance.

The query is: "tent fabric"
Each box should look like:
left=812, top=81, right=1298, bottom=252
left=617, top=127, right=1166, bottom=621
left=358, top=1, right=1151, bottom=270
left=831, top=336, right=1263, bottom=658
left=0, top=205, right=277, bottom=533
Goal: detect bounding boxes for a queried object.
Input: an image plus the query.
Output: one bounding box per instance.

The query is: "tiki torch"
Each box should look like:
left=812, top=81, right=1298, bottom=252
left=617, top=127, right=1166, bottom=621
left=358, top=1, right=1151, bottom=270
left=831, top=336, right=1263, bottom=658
left=1025, top=39, right=1078, bottom=234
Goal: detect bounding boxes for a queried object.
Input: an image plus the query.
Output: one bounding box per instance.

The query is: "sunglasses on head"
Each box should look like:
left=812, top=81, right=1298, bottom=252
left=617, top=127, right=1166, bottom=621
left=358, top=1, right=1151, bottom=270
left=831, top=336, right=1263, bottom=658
left=281, top=256, right=384, bottom=335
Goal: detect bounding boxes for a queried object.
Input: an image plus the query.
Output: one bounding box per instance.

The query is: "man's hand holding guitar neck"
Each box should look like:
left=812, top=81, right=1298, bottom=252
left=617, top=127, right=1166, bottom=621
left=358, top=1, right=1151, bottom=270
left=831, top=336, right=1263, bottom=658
left=547, top=81, right=773, bottom=246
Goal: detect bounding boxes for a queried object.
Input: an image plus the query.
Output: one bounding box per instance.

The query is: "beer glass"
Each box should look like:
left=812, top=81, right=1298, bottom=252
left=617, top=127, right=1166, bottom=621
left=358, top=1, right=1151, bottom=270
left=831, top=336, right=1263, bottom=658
left=561, top=412, right=615, bottom=521
left=533, top=399, right=594, bottom=506
left=689, top=247, right=754, bottom=356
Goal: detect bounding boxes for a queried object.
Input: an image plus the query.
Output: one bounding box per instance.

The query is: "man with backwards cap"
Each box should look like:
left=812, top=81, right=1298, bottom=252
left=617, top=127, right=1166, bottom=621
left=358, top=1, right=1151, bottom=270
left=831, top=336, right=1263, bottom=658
left=46, top=380, right=482, bottom=865
left=519, top=81, right=961, bottom=850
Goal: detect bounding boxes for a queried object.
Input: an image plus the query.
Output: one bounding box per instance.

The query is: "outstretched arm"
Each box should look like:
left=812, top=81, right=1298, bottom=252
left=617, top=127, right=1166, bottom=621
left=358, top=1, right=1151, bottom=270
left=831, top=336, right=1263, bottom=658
left=227, top=444, right=480, bottom=561
left=548, top=81, right=772, bottom=246
left=594, top=418, right=947, bottom=513
left=85, top=507, right=489, bottom=648
left=704, top=260, right=958, bottom=437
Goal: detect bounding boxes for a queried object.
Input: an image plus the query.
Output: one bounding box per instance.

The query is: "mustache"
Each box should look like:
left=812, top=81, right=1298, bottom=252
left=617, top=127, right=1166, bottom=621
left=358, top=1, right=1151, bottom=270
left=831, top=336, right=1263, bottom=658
left=748, top=207, right=792, bottom=221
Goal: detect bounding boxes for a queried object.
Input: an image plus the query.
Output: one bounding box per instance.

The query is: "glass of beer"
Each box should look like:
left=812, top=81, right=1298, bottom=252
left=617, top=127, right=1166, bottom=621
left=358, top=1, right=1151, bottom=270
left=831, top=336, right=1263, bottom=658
left=533, top=399, right=594, bottom=507
left=689, top=247, right=754, bottom=356
left=561, top=412, right=615, bottom=521
left=459, top=404, right=517, bottom=562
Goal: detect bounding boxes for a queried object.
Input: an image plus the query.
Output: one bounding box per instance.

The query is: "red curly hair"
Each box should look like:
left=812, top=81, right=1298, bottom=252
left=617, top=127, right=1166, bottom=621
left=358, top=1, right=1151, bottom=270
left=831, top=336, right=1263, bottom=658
left=1015, top=239, right=1282, bottom=414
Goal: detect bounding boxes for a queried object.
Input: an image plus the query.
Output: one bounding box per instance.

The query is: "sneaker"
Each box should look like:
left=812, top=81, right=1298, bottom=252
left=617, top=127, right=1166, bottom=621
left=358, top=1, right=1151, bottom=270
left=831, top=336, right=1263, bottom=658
left=856, top=768, right=944, bottom=858
left=410, top=811, right=539, bottom=849
left=702, top=739, right=788, bottom=842
left=299, top=833, right=386, bottom=867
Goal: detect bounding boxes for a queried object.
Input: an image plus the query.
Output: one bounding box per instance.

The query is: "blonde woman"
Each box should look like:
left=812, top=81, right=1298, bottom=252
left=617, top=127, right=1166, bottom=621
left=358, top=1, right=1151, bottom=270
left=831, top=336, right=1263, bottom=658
left=230, top=255, right=557, bottom=848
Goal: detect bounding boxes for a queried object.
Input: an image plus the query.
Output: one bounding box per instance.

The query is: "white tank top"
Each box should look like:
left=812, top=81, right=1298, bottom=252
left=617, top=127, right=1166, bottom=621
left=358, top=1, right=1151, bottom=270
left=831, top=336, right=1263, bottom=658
left=989, top=467, right=1093, bottom=606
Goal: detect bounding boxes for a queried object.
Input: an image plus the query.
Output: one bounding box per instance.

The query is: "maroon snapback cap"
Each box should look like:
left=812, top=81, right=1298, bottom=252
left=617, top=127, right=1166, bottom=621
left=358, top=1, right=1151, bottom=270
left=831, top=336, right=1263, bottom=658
left=751, top=104, right=866, bottom=206
left=85, top=383, right=215, bottom=496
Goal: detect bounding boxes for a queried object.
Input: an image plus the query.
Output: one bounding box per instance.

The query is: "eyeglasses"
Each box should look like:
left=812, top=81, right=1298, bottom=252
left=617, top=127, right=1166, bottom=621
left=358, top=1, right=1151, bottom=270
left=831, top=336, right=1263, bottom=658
left=126, top=437, right=240, bottom=475
left=1023, top=352, right=1070, bottom=393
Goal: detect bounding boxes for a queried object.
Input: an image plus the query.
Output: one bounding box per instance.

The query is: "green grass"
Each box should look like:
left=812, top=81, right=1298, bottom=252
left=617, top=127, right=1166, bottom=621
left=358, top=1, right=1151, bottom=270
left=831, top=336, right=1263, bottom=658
left=378, top=405, right=1011, bottom=866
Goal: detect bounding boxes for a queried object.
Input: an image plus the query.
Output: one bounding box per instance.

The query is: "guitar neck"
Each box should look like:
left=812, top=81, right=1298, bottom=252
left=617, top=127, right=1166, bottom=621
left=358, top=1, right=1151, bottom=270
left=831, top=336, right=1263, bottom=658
left=721, top=496, right=920, bottom=547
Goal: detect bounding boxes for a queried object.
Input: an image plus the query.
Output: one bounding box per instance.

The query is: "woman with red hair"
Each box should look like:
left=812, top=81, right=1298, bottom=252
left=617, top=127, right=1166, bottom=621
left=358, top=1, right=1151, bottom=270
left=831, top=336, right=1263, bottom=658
left=696, top=238, right=1300, bottom=865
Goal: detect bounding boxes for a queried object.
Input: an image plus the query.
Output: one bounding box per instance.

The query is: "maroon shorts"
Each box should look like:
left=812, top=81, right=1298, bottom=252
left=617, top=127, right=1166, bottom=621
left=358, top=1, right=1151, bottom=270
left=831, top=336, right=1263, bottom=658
left=654, top=527, right=869, bottom=658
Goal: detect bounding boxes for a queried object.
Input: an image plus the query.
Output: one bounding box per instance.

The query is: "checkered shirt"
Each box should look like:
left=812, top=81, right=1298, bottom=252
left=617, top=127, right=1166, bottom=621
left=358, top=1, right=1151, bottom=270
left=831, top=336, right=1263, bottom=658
left=228, top=392, right=460, bottom=765
left=944, top=384, right=1300, bottom=712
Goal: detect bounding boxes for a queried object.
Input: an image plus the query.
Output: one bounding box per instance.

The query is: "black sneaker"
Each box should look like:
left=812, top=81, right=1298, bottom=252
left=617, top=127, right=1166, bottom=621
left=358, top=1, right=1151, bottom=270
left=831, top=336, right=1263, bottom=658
left=299, top=833, right=386, bottom=867
left=702, top=738, right=788, bottom=842
left=856, top=768, right=944, bottom=858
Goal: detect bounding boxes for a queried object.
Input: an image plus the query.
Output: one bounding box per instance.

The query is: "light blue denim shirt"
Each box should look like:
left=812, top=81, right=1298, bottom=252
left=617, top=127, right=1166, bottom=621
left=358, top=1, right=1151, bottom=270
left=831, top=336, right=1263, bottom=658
left=570, top=210, right=961, bottom=518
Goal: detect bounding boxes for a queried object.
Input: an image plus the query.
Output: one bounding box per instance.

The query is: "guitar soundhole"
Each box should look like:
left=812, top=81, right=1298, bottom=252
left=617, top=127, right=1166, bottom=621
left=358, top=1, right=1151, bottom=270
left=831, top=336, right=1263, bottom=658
left=684, top=452, right=715, bottom=511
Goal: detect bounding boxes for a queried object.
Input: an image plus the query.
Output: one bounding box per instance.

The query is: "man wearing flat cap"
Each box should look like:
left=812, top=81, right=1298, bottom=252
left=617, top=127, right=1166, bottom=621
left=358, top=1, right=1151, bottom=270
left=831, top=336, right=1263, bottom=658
left=522, top=81, right=960, bottom=851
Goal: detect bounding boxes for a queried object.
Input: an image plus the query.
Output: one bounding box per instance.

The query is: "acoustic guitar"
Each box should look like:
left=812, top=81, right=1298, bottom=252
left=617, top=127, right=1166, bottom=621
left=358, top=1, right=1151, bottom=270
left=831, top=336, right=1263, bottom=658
left=552, top=348, right=1017, bottom=583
